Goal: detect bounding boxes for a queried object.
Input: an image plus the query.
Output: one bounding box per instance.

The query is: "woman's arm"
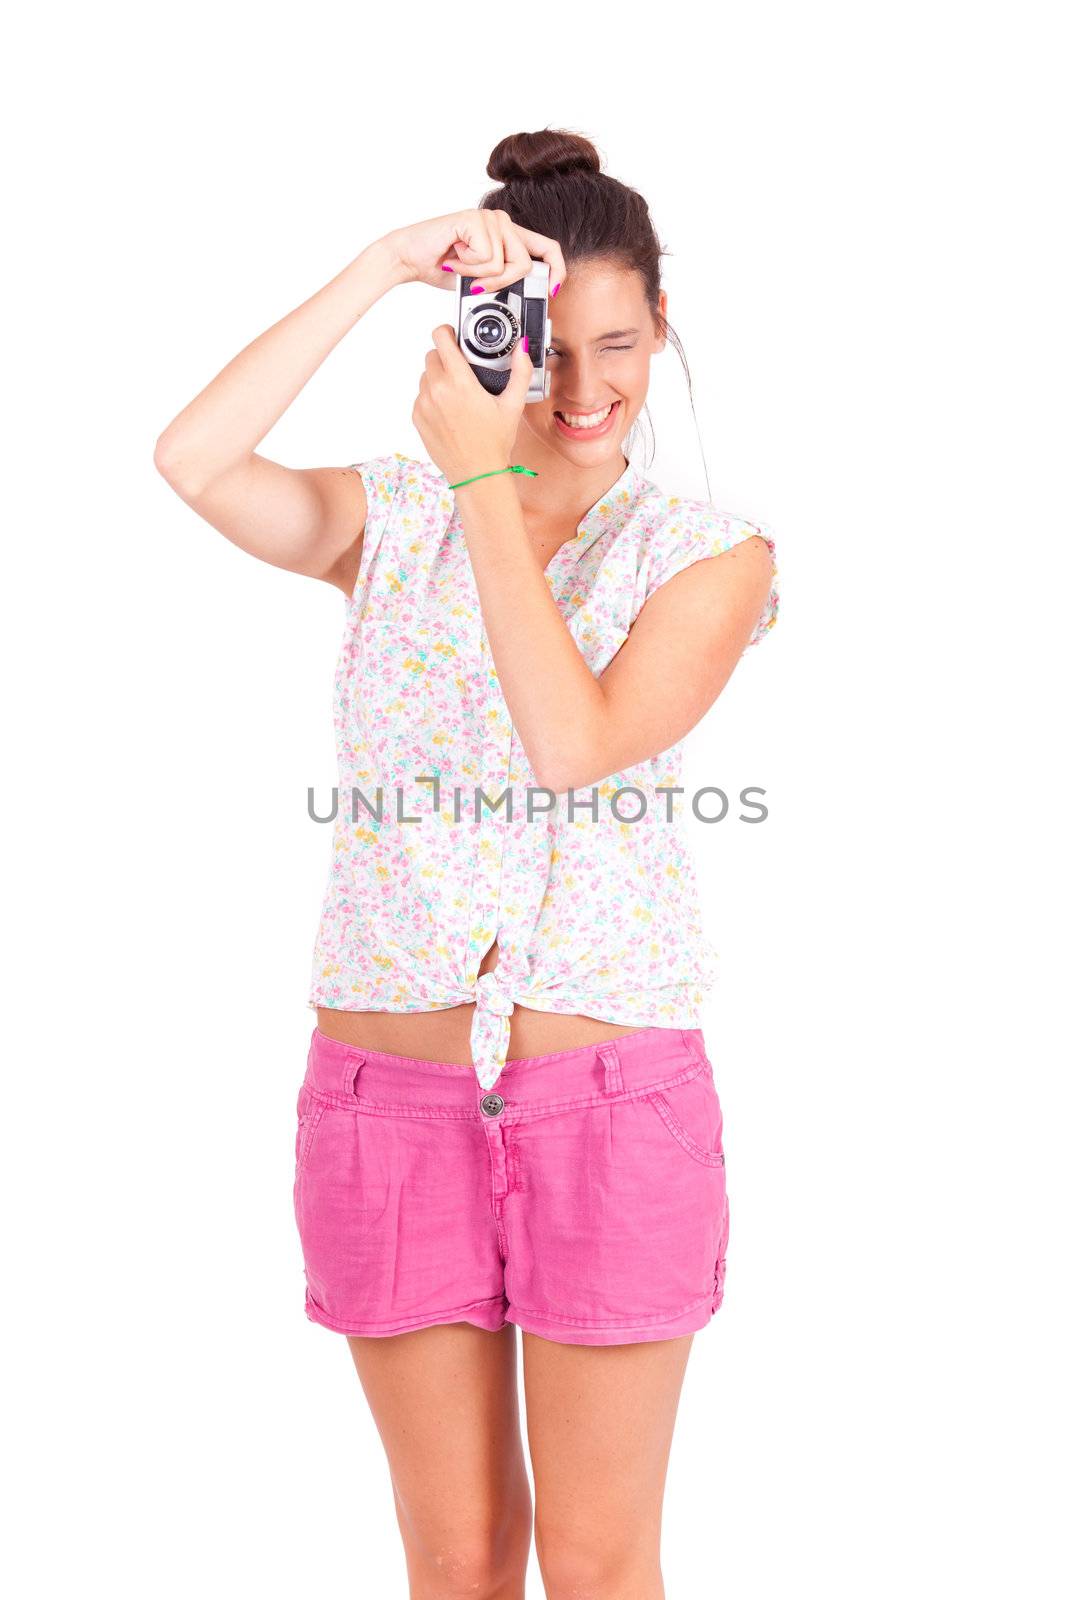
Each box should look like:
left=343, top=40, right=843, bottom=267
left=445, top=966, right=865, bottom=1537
left=411, top=322, right=773, bottom=792
left=153, top=237, right=408, bottom=588
left=456, top=472, right=775, bottom=793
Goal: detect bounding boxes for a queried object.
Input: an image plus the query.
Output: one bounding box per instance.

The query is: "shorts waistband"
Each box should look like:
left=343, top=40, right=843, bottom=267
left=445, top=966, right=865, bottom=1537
left=304, top=1025, right=711, bottom=1119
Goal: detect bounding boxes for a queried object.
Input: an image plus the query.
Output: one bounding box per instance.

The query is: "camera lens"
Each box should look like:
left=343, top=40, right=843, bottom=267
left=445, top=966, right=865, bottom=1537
left=472, top=311, right=511, bottom=354
left=462, top=298, right=520, bottom=362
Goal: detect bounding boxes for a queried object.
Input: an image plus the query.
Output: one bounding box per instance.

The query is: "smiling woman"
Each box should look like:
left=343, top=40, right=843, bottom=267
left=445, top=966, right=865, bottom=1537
left=154, top=122, right=781, bottom=1600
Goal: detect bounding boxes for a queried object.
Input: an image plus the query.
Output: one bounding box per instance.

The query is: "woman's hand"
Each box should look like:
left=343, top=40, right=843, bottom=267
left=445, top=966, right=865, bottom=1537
left=384, top=208, right=567, bottom=295
left=412, top=324, right=534, bottom=488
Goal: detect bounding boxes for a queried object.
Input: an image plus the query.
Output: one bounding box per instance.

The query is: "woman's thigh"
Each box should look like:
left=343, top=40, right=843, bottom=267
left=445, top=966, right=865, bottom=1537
left=347, top=1321, right=533, bottom=1590
left=522, top=1330, right=694, bottom=1584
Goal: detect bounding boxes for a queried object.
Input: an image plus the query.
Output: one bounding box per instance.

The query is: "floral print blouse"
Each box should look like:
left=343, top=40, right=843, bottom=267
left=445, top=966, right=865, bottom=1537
left=308, top=451, right=779, bottom=1090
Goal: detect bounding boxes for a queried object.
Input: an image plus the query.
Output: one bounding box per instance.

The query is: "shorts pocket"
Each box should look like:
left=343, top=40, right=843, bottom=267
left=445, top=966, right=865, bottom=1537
left=644, top=1063, right=725, bottom=1168
left=294, top=1083, right=327, bottom=1177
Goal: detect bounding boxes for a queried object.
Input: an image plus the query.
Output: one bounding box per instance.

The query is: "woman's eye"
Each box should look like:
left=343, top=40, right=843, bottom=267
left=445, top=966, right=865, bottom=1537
left=546, top=346, right=634, bottom=357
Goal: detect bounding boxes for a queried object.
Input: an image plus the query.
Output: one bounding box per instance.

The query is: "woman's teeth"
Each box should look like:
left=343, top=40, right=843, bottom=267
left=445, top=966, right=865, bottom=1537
left=554, top=401, right=618, bottom=430
left=558, top=404, right=613, bottom=428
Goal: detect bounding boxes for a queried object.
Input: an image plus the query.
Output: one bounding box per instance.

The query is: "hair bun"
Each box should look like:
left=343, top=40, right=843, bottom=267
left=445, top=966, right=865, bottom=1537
left=487, top=128, right=602, bottom=183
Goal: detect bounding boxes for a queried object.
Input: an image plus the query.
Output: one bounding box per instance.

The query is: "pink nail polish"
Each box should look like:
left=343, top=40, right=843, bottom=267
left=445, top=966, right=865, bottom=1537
left=551, top=282, right=560, bottom=297
left=523, top=335, right=529, bottom=352
left=441, top=264, right=453, bottom=272
left=471, top=285, right=485, bottom=294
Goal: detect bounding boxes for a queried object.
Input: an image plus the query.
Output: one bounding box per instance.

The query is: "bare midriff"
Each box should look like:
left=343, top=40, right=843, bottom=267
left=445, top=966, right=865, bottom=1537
left=314, top=935, right=647, bottom=1064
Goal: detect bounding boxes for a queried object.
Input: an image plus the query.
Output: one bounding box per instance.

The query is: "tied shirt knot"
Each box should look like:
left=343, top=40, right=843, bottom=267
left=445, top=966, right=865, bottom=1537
left=469, top=970, right=516, bottom=1091
left=473, top=970, right=515, bottom=1019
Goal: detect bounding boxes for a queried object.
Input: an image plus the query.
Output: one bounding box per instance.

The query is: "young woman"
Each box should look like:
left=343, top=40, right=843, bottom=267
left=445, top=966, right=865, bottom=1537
left=156, top=128, right=779, bottom=1600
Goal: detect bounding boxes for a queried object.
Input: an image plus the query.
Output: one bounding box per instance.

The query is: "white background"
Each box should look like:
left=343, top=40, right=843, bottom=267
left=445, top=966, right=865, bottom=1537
left=3, top=2, right=1063, bottom=1596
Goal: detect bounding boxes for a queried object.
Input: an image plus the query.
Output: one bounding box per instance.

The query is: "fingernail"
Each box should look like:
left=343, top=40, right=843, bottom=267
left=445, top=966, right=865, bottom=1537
left=441, top=264, right=453, bottom=272
left=523, top=335, right=529, bottom=352
left=471, top=285, right=485, bottom=294
left=551, top=282, right=560, bottom=297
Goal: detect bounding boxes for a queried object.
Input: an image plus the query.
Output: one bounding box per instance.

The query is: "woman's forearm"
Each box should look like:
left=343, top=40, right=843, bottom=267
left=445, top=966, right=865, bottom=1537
left=454, top=474, right=608, bottom=792
left=154, top=235, right=409, bottom=494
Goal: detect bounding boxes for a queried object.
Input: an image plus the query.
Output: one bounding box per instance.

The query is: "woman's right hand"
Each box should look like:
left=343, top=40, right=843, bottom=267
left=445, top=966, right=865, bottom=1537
left=383, top=209, right=567, bottom=296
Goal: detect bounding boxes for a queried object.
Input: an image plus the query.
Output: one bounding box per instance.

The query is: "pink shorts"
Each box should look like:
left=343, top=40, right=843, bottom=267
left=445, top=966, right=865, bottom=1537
left=293, top=1024, right=730, bottom=1346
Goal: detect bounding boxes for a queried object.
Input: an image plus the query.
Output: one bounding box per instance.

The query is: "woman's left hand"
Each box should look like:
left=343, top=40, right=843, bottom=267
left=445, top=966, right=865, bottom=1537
left=412, top=324, right=534, bottom=488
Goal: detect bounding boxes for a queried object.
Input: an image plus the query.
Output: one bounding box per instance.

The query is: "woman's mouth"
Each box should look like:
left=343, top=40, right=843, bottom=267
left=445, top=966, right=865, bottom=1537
left=553, top=400, right=621, bottom=440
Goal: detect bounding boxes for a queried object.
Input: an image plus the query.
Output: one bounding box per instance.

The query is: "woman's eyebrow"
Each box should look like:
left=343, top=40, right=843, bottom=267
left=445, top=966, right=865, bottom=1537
left=551, top=327, right=642, bottom=345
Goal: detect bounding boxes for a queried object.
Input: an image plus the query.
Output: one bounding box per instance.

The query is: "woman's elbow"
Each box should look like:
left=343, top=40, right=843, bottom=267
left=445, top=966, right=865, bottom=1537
left=153, top=431, right=192, bottom=490
left=530, top=750, right=606, bottom=795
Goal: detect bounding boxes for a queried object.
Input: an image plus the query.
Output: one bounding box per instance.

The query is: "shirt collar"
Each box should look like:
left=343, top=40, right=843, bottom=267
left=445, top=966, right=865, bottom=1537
left=574, top=456, right=643, bottom=545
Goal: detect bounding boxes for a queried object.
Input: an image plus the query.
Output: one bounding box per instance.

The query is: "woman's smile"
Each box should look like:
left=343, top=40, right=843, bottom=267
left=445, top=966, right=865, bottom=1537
left=553, top=399, right=622, bottom=439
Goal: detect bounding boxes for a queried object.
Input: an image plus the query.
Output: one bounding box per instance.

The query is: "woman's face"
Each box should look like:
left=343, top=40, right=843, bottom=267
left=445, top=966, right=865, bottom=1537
left=518, top=261, right=667, bottom=466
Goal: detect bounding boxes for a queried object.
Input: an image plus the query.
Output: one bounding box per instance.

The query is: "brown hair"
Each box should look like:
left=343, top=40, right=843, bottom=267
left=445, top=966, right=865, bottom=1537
left=478, top=128, right=693, bottom=463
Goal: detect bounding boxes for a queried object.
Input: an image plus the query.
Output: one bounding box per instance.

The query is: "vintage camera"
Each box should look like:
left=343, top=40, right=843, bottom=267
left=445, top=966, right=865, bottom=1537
left=454, top=260, right=552, bottom=402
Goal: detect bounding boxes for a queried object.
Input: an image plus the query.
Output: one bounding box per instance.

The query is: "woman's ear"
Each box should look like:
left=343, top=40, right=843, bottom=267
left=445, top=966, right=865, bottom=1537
left=654, top=290, right=669, bottom=354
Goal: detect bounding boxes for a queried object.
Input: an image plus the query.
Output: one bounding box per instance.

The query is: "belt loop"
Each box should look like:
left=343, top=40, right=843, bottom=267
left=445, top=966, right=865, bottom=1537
left=597, top=1041, right=624, bottom=1095
left=344, top=1050, right=367, bottom=1096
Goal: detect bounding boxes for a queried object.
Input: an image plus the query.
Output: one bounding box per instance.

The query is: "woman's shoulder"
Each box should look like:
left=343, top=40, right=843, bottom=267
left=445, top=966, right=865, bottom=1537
left=631, top=478, right=781, bottom=647
left=342, top=453, right=455, bottom=539
left=630, top=465, right=775, bottom=552
left=634, top=475, right=776, bottom=555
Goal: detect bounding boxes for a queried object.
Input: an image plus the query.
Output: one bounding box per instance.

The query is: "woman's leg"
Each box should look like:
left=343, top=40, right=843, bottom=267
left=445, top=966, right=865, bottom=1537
left=347, top=1320, right=533, bottom=1599
left=522, top=1330, right=695, bottom=1600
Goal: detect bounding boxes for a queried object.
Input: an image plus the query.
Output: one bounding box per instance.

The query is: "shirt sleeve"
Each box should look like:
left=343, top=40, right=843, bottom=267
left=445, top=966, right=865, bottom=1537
left=345, top=451, right=412, bottom=566
left=642, top=505, right=781, bottom=651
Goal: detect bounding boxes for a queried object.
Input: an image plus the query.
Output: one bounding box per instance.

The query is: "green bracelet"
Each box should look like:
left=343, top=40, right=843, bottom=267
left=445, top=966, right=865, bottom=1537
left=449, top=465, right=539, bottom=489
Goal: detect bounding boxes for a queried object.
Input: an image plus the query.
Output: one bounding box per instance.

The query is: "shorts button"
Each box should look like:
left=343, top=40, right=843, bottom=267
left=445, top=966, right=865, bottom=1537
left=480, top=1093, right=505, bottom=1117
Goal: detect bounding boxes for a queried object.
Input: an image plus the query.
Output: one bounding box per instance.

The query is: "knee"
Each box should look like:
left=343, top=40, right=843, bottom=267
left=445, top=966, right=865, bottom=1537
left=414, top=1541, right=501, bottom=1596
left=537, top=1530, right=660, bottom=1600
left=409, top=1525, right=530, bottom=1598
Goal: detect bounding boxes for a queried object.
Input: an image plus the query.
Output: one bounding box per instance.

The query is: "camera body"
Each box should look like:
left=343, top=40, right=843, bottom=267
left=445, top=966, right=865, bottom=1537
left=454, top=260, right=552, bottom=402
